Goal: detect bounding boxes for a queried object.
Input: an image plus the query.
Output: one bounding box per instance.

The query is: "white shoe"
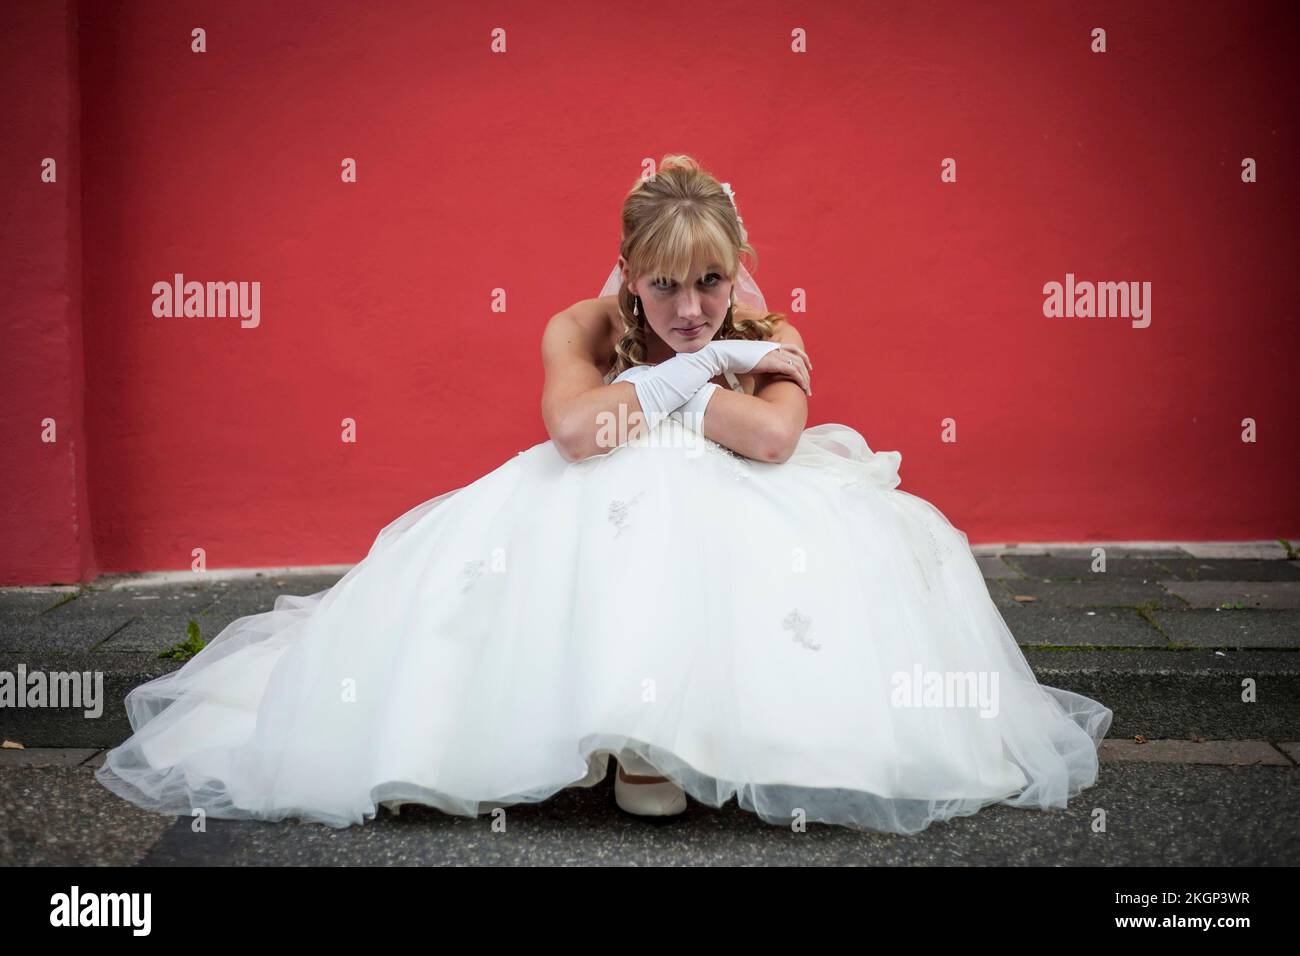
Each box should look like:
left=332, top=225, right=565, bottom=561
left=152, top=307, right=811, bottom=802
left=614, top=752, right=687, bottom=817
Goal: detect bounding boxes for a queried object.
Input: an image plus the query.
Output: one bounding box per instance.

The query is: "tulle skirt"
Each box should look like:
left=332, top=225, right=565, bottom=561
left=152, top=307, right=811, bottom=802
left=95, top=418, right=1112, bottom=834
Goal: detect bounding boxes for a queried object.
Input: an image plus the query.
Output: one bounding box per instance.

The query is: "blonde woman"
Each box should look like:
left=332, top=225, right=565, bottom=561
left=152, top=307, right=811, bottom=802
left=96, top=155, right=1112, bottom=835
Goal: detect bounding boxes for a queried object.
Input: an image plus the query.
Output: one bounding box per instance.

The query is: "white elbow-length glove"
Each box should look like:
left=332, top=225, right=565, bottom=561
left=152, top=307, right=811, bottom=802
left=613, top=340, right=780, bottom=432
left=615, top=368, right=721, bottom=434
left=668, top=382, right=721, bottom=433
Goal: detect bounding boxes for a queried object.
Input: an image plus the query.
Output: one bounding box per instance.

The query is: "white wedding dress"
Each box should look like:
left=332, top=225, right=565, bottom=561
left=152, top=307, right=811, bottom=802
left=95, top=365, right=1113, bottom=834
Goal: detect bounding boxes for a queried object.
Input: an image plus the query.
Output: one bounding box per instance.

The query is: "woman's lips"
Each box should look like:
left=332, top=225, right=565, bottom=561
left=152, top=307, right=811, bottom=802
left=675, top=322, right=705, bottom=337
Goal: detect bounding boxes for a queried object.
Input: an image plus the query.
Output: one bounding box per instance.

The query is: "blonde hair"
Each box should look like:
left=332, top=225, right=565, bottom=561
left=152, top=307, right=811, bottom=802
left=609, top=154, right=784, bottom=378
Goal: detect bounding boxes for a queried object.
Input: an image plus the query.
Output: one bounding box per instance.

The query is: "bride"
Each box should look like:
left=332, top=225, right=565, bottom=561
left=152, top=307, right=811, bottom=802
left=95, top=154, right=1112, bottom=835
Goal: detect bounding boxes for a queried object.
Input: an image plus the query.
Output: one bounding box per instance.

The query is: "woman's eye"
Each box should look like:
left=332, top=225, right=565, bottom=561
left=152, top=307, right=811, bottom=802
left=653, top=274, right=721, bottom=291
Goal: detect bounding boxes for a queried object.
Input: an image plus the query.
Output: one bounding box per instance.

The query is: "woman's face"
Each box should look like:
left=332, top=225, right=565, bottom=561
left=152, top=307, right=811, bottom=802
left=620, top=256, right=733, bottom=352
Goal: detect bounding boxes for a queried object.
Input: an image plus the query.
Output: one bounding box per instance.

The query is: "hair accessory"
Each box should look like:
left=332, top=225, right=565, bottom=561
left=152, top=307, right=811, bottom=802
left=598, top=174, right=767, bottom=315
left=719, top=182, right=747, bottom=242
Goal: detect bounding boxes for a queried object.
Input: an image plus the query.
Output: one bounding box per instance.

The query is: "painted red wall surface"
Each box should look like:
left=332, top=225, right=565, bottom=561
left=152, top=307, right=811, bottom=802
left=2, top=0, right=92, bottom=585
left=3, top=0, right=1298, bottom=585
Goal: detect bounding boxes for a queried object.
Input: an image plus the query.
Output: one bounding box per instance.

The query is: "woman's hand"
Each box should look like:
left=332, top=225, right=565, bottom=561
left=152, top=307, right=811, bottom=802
left=751, top=343, right=813, bottom=396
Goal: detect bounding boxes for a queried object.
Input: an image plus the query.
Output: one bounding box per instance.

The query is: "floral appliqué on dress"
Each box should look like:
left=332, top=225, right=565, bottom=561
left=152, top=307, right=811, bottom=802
left=913, top=522, right=951, bottom=593
left=783, top=608, right=820, bottom=651
left=607, top=490, right=646, bottom=538
left=459, top=559, right=487, bottom=593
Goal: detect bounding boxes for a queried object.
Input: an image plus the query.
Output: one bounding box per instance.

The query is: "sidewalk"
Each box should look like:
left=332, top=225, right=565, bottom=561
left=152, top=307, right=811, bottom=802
left=2, top=542, right=1298, bottom=865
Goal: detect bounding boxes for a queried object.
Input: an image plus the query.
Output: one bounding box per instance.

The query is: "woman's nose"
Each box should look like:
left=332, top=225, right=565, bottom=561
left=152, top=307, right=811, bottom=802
left=677, top=291, right=702, bottom=320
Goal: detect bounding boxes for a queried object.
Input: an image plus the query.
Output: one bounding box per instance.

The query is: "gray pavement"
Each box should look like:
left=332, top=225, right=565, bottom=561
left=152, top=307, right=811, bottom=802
left=1, top=745, right=1295, bottom=865
left=2, top=543, right=1298, bottom=865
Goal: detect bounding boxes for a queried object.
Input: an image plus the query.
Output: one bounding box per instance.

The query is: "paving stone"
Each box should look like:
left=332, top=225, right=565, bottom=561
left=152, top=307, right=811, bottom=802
left=101, top=615, right=220, bottom=654
left=1153, top=609, right=1300, bottom=649
left=984, top=544, right=1191, bottom=559
left=1022, top=649, right=1300, bottom=740
left=0, top=589, right=79, bottom=616
left=0, top=747, right=100, bottom=768
left=44, top=585, right=221, bottom=620
left=988, top=579, right=1179, bottom=610
left=1003, top=555, right=1178, bottom=580
left=1160, top=580, right=1300, bottom=609
left=0, top=614, right=136, bottom=653
left=107, top=764, right=1300, bottom=865
left=196, top=575, right=342, bottom=618
left=998, top=605, right=1166, bottom=646
left=976, top=555, right=1021, bottom=579
left=1155, top=559, right=1300, bottom=582
left=0, top=652, right=180, bottom=748
left=0, top=764, right=175, bottom=866
left=1180, top=541, right=1294, bottom=559
left=40, top=576, right=345, bottom=653
left=1098, top=739, right=1291, bottom=765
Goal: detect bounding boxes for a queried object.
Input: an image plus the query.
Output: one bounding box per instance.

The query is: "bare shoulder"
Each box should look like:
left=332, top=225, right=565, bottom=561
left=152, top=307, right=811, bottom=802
left=542, top=296, right=620, bottom=375
left=551, top=295, right=616, bottom=331
left=733, top=303, right=804, bottom=349
left=589, top=294, right=624, bottom=360
left=764, top=316, right=805, bottom=349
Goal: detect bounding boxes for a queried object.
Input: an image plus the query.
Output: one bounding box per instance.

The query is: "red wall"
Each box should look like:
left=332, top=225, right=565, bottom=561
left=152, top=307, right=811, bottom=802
left=2, top=0, right=92, bottom=585
left=3, top=0, right=1298, bottom=585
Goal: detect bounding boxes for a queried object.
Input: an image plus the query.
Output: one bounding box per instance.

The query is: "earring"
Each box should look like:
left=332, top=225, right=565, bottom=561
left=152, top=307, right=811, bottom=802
left=633, top=295, right=640, bottom=317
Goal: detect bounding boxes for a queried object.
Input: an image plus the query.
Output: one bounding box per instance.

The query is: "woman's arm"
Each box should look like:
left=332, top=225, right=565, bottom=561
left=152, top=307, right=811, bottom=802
left=692, top=321, right=810, bottom=464
left=541, top=299, right=810, bottom=464
left=540, top=301, right=653, bottom=463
